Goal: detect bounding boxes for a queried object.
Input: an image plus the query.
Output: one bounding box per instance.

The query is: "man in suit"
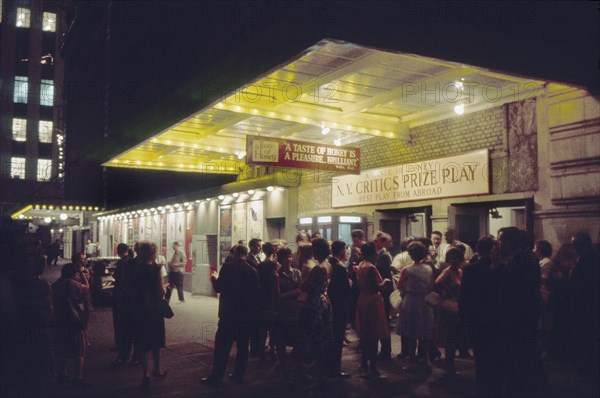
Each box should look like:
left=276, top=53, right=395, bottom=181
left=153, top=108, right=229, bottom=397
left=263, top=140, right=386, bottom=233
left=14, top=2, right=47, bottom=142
left=327, top=240, right=352, bottom=378
left=200, top=245, right=259, bottom=386
left=247, top=238, right=263, bottom=268
left=460, top=236, right=502, bottom=396
left=374, top=231, right=393, bottom=361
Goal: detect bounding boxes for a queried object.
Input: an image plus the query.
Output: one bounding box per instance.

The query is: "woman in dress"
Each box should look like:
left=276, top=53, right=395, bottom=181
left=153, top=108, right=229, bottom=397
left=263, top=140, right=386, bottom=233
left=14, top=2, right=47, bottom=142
left=273, top=247, right=302, bottom=377
left=299, top=265, right=333, bottom=389
left=355, top=241, right=390, bottom=379
left=297, top=243, right=316, bottom=283
left=435, top=247, right=463, bottom=376
left=132, top=242, right=166, bottom=389
left=397, top=241, right=434, bottom=373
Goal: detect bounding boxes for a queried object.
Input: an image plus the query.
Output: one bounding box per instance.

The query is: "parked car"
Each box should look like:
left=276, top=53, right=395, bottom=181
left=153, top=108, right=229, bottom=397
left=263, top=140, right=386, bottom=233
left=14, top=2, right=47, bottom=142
left=88, top=257, right=119, bottom=306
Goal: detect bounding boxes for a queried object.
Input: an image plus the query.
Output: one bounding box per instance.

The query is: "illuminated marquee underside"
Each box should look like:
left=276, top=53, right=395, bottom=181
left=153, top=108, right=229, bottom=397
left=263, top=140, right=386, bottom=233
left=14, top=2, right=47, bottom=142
left=105, top=39, right=551, bottom=174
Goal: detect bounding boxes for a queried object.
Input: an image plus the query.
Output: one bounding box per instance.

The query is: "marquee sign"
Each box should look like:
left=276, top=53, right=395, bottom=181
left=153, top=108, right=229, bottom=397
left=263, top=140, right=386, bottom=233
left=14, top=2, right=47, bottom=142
left=332, top=149, right=490, bottom=207
left=246, top=136, right=360, bottom=174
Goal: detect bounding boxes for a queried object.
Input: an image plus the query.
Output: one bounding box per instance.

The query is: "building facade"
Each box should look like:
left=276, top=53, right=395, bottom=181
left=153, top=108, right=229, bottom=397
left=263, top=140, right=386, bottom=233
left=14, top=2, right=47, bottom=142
left=95, top=84, right=599, bottom=293
left=0, top=0, right=66, bottom=220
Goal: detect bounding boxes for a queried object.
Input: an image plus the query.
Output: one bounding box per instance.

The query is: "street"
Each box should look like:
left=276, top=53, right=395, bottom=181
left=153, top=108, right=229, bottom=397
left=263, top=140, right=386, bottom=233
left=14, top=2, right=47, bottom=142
left=41, top=261, right=598, bottom=398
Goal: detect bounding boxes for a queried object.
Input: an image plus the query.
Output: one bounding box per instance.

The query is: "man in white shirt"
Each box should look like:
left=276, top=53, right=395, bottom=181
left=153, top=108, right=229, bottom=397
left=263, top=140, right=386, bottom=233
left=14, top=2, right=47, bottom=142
left=165, top=242, right=187, bottom=304
left=439, top=227, right=473, bottom=264
left=430, top=231, right=443, bottom=268
left=391, top=237, right=416, bottom=273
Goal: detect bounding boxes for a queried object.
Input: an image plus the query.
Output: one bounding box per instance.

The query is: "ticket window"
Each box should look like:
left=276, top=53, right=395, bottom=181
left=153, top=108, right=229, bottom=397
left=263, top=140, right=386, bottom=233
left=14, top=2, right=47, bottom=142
left=338, top=216, right=364, bottom=243
left=316, top=216, right=333, bottom=240
left=298, top=215, right=364, bottom=242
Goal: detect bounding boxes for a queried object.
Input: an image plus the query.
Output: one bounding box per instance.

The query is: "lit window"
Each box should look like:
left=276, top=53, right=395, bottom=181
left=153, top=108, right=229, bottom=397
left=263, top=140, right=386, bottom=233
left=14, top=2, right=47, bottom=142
left=37, top=159, right=52, bottom=181
left=39, top=121, right=53, bottom=143
left=40, top=80, right=54, bottom=106
left=16, top=8, right=31, bottom=28
left=14, top=76, right=28, bottom=103
left=11, top=157, right=26, bottom=179
left=42, top=12, right=56, bottom=32
left=12, top=118, right=27, bottom=142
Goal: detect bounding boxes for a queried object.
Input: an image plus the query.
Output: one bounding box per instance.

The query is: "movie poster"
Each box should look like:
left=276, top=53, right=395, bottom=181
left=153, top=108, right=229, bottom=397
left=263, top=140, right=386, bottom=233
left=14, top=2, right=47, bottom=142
left=167, top=211, right=186, bottom=261
left=132, top=218, right=139, bottom=243
left=160, top=213, right=167, bottom=257
left=232, top=202, right=248, bottom=244
left=138, top=216, right=146, bottom=241
left=219, top=205, right=232, bottom=269
left=151, top=214, right=161, bottom=254
left=185, top=209, right=195, bottom=272
left=143, top=215, right=152, bottom=242
left=113, top=219, right=122, bottom=256
left=248, top=200, right=264, bottom=240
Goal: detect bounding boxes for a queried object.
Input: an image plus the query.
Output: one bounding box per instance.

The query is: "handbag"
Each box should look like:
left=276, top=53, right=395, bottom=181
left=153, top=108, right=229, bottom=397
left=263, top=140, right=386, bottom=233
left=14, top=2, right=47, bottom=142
left=439, top=299, right=458, bottom=315
left=424, top=291, right=443, bottom=308
left=159, top=299, right=174, bottom=319
left=379, top=278, right=394, bottom=295
left=389, top=289, right=403, bottom=311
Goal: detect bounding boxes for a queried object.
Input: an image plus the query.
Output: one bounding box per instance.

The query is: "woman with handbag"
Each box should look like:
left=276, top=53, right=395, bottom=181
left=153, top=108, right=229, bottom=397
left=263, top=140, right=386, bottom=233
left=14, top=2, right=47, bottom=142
left=397, top=241, right=434, bottom=373
left=435, top=248, right=463, bottom=376
left=132, top=242, right=166, bottom=389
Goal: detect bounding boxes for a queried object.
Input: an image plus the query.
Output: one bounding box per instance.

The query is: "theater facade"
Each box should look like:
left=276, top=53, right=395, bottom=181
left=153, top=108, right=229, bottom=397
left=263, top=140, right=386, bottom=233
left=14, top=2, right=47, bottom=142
left=92, top=40, right=599, bottom=293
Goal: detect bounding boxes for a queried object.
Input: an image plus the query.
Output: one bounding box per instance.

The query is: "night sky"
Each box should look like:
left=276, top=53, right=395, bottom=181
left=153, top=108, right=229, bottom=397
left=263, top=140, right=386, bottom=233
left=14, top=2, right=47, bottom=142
left=61, top=1, right=599, bottom=208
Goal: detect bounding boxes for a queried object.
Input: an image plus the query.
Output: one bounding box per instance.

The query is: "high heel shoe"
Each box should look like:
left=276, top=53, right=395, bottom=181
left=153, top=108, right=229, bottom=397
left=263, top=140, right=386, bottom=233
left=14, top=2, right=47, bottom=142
left=153, top=370, right=168, bottom=379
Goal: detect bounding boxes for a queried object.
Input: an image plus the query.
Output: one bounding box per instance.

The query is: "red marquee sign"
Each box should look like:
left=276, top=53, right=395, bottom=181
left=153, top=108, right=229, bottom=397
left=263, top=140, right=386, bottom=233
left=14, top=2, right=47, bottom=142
left=246, top=136, right=360, bottom=174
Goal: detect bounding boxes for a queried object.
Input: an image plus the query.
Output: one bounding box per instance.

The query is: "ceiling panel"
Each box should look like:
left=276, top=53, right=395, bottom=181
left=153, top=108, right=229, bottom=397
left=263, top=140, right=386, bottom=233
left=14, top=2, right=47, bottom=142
left=106, top=39, right=548, bottom=174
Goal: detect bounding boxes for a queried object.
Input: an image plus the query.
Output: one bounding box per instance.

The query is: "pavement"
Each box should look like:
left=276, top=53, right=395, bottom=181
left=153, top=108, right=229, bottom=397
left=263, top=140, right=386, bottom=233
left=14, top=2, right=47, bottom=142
left=40, top=261, right=598, bottom=398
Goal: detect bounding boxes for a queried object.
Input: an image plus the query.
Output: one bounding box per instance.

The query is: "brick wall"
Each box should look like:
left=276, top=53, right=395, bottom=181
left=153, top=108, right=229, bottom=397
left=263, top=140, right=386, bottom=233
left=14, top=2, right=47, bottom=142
left=357, top=106, right=506, bottom=170
left=296, top=102, right=543, bottom=213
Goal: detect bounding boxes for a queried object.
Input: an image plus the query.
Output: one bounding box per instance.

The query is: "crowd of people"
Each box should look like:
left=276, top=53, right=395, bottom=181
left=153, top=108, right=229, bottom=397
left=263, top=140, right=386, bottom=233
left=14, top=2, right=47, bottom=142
left=0, top=236, right=178, bottom=395
left=1, top=226, right=598, bottom=397
left=196, top=227, right=599, bottom=396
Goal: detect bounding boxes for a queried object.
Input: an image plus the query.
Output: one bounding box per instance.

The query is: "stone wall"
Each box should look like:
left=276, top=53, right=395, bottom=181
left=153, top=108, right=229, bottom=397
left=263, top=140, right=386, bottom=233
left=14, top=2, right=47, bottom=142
left=534, top=86, right=600, bottom=247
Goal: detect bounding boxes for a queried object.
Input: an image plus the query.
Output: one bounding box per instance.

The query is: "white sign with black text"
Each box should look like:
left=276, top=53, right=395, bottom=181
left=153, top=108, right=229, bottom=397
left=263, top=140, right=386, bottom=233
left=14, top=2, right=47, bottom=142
left=332, top=149, right=490, bottom=207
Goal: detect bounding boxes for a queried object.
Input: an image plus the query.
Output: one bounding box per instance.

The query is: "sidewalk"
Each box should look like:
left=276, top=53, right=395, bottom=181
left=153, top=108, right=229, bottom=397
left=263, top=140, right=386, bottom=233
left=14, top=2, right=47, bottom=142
left=42, top=264, right=598, bottom=397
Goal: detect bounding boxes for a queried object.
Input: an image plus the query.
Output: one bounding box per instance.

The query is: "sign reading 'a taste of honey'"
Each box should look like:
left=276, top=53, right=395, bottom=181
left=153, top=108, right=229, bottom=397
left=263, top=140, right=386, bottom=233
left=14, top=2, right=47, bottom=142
left=246, top=136, right=361, bottom=174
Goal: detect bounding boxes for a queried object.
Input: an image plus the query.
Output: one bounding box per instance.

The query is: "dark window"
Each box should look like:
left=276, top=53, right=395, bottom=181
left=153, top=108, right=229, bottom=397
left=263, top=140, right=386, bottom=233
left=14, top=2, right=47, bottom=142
left=40, top=106, right=53, bottom=119
left=15, top=30, right=30, bottom=75
left=13, top=103, right=28, bottom=116
left=38, top=143, right=53, bottom=158
left=12, top=141, right=27, bottom=157
left=42, top=33, right=55, bottom=54
left=41, top=63, right=54, bottom=79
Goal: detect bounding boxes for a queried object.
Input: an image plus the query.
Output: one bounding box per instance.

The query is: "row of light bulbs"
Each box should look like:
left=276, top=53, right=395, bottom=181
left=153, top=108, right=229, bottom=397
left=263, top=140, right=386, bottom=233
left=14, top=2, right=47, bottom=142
left=215, top=101, right=397, bottom=138
left=97, top=186, right=283, bottom=221
left=18, top=213, right=70, bottom=222
left=57, top=131, right=65, bottom=178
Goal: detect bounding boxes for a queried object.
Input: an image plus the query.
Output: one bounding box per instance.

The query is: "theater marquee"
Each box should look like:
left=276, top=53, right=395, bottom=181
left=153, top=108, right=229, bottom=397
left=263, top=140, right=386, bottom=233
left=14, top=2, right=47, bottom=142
left=332, top=149, right=490, bottom=207
left=246, top=136, right=361, bottom=174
